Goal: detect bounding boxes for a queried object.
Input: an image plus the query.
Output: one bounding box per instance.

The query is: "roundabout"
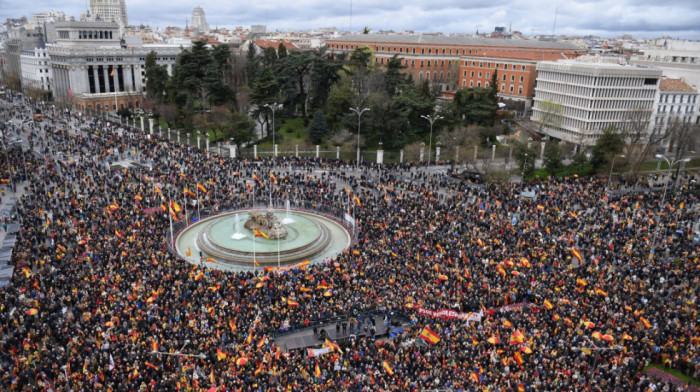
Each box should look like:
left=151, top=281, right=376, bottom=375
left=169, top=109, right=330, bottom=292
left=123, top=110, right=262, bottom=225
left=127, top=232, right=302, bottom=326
left=174, top=208, right=352, bottom=271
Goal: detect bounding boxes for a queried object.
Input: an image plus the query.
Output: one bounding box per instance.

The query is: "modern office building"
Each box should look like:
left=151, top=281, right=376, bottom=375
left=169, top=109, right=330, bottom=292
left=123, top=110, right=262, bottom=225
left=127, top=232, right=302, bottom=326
left=326, top=34, right=584, bottom=110
left=531, top=56, right=662, bottom=146
left=47, top=21, right=183, bottom=113
left=90, top=0, right=128, bottom=28
left=191, top=6, right=209, bottom=35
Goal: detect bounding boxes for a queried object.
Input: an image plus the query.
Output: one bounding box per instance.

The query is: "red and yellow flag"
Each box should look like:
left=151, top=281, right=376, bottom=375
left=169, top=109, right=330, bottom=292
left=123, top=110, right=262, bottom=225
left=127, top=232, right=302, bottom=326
left=216, top=349, right=227, bottom=361
left=184, top=188, right=196, bottom=197
left=254, top=228, right=269, bottom=239
left=270, top=173, right=278, bottom=184
left=314, top=363, right=321, bottom=378
left=419, top=326, right=440, bottom=345
left=543, top=299, right=554, bottom=310
left=382, top=361, right=394, bottom=376
left=571, top=247, right=583, bottom=263
left=197, top=182, right=207, bottom=193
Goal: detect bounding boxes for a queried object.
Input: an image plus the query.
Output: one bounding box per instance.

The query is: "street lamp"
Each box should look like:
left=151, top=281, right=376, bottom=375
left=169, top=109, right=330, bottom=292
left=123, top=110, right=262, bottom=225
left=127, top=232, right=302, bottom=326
left=420, top=114, right=443, bottom=166
left=606, top=154, right=625, bottom=191
left=263, top=103, right=282, bottom=158
left=650, top=153, right=692, bottom=256
left=350, top=107, right=370, bottom=164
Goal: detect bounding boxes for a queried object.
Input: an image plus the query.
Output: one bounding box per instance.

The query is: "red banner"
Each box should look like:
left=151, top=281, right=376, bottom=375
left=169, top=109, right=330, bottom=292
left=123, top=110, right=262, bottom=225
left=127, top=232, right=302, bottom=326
left=415, top=307, right=483, bottom=322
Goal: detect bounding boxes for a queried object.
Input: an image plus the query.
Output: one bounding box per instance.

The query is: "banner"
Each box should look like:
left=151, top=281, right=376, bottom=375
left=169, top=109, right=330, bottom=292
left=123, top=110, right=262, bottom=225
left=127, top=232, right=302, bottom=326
left=344, top=213, right=355, bottom=227
left=415, top=307, right=483, bottom=322
left=307, top=347, right=331, bottom=357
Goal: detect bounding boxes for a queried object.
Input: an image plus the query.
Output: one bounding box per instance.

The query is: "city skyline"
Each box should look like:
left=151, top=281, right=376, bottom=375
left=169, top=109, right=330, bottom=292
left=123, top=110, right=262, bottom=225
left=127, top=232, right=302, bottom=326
left=2, top=0, right=700, bottom=39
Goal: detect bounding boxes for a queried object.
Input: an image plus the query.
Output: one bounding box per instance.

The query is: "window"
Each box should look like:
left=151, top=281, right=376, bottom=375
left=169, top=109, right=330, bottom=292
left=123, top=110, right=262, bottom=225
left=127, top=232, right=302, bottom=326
left=518, top=86, right=523, bottom=95
left=502, top=74, right=506, bottom=81
left=520, top=76, right=524, bottom=83
left=478, top=72, right=482, bottom=78
left=469, top=81, right=474, bottom=87
left=511, top=75, right=515, bottom=82
left=509, top=85, right=514, bottom=93
left=522, top=65, right=526, bottom=70
left=486, top=72, right=490, bottom=79
left=477, top=82, right=481, bottom=87
left=470, top=71, right=474, bottom=77
left=504, top=64, right=508, bottom=70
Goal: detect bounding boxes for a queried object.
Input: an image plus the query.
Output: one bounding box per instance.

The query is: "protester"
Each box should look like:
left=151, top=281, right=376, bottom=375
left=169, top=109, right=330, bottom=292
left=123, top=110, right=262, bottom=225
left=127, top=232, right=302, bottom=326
left=0, top=91, right=698, bottom=392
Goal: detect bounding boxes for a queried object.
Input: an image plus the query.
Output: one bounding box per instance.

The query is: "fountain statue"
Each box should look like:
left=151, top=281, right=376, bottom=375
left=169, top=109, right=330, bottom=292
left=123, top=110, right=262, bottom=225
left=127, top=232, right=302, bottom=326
left=244, top=210, right=288, bottom=239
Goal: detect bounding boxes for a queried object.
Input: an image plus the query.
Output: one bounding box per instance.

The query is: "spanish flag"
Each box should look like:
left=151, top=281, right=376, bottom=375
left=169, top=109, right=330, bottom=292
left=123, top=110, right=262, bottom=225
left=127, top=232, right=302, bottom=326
left=470, top=372, right=479, bottom=383
left=134, top=194, right=143, bottom=203
left=543, top=299, right=554, bottom=310
left=216, top=349, right=227, bottom=361
left=254, top=228, right=269, bottom=239
left=170, top=200, right=181, bottom=213
left=246, top=330, right=253, bottom=345
left=571, top=247, right=583, bottom=263
left=145, top=362, right=158, bottom=370
left=286, top=298, right=299, bottom=307
left=352, top=195, right=361, bottom=207
left=419, top=326, right=440, bottom=345
left=594, top=287, right=608, bottom=297
left=476, top=238, right=485, bottom=248
left=576, top=278, right=588, bottom=286
left=640, top=317, right=652, bottom=329
left=205, top=257, right=216, bottom=263
left=382, top=361, right=394, bottom=376
left=270, top=173, right=278, bottom=184
left=186, top=247, right=191, bottom=257
left=487, top=336, right=500, bottom=345
left=252, top=174, right=262, bottom=186
left=184, top=188, right=196, bottom=197
left=194, top=271, right=204, bottom=281
left=151, top=339, right=158, bottom=352
left=26, top=308, right=38, bottom=316
left=197, top=182, right=207, bottom=193
left=314, top=363, right=321, bottom=378
left=513, top=351, right=524, bottom=365
left=257, top=335, right=266, bottom=349
left=110, top=69, right=115, bottom=77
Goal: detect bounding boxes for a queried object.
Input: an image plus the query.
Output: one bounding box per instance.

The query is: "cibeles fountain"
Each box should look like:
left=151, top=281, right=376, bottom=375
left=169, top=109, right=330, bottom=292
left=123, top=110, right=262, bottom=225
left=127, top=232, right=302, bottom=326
left=174, top=205, right=352, bottom=271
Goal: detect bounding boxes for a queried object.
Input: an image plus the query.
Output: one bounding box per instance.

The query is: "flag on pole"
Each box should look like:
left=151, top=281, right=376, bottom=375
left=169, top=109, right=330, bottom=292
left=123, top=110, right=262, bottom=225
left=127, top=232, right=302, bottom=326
left=184, top=188, right=196, bottom=197
left=419, top=326, right=440, bottom=345
left=571, top=247, right=583, bottom=263
left=270, top=173, right=278, bottom=184
left=197, top=182, right=207, bottom=193
left=382, top=361, right=394, bottom=376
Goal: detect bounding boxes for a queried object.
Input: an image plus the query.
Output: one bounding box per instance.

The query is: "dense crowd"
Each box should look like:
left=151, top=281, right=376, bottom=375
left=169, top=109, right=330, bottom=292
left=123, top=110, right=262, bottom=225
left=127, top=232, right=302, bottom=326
left=0, top=93, right=698, bottom=391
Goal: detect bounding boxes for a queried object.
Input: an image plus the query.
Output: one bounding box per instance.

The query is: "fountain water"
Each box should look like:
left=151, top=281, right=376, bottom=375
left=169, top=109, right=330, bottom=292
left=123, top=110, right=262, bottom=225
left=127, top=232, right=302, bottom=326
left=282, top=199, right=295, bottom=224
left=231, top=214, right=246, bottom=240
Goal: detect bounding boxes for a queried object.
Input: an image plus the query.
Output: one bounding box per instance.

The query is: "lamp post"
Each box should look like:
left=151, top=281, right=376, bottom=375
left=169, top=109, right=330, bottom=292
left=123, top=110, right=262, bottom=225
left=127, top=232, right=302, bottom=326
left=263, top=103, right=281, bottom=159
left=350, top=106, right=370, bottom=165
left=606, top=154, right=625, bottom=191
left=650, top=153, right=692, bottom=256
left=420, top=114, right=443, bottom=166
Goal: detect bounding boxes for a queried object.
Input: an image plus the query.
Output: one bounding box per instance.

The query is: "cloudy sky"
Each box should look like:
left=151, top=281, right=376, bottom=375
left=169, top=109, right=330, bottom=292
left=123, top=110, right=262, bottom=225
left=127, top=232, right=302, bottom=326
left=3, top=0, right=700, bottom=39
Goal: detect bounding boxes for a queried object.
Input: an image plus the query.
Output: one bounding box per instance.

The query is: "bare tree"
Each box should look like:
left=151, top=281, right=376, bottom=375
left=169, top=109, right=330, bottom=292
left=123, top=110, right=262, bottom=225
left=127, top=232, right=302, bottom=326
left=621, top=107, right=670, bottom=177
left=533, top=99, right=563, bottom=134
left=667, top=118, right=698, bottom=161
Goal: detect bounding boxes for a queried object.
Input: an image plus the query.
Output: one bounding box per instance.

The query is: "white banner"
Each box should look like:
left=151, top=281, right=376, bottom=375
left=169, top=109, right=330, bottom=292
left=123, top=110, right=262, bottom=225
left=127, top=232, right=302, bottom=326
left=307, top=347, right=331, bottom=357
left=344, top=213, right=355, bottom=227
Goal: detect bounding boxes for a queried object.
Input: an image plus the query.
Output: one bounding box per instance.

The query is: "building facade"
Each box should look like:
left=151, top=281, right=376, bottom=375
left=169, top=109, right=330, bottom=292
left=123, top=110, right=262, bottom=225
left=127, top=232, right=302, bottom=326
left=630, top=39, right=700, bottom=90
left=20, top=45, right=52, bottom=98
left=531, top=57, right=662, bottom=146
left=327, top=34, right=584, bottom=110
left=47, top=21, right=182, bottom=113
left=3, top=27, right=43, bottom=85
left=653, top=78, right=698, bottom=151
left=90, top=0, right=128, bottom=28
left=191, top=7, right=209, bottom=35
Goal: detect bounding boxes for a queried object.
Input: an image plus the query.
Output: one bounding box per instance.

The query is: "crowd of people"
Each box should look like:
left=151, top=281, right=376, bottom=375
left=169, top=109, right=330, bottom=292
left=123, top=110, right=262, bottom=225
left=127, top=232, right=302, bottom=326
left=0, top=91, right=698, bottom=391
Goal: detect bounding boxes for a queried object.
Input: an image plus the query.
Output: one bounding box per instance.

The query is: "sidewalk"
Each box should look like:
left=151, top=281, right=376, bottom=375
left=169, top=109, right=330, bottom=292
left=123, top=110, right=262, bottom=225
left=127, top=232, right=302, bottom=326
left=0, top=180, right=31, bottom=286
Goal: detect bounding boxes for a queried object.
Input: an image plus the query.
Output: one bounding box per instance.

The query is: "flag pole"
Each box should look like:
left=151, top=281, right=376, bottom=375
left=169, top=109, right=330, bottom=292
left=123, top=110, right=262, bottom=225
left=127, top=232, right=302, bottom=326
left=253, top=232, right=257, bottom=271
left=183, top=192, right=188, bottom=224
left=277, top=234, right=280, bottom=269
left=168, top=187, right=173, bottom=245
left=196, top=178, right=201, bottom=220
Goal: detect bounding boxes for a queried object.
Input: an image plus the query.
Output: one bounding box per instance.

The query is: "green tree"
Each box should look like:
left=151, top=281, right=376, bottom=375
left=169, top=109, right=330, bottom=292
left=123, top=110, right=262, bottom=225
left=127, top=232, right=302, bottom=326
left=534, top=99, right=563, bottom=134
left=310, top=49, right=345, bottom=111
left=308, top=111, right=328, bottom=144
left=543, top=141, right=563, bottom=174
left=277, top=42, right=288, bottom=60
left=590, top=126, right=625, bottom=172
left=277, top=51, right=315, bottom=122
left=245, top=41, right=258, bottom=84
left=514, top=142, right=537, bottom=178
left=325, top=80, right=354, bottom=125
left=384, top=54, right=407, bottom=96
left=224, top=111, right=256, bottom=150
left=451, top=87, right=498, bottom=126
left=144, top=51, right=169, bottom=102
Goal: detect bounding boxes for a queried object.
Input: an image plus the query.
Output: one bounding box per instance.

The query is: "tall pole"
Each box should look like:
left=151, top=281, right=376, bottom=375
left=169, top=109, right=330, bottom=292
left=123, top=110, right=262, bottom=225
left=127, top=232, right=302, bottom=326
left=650, top=154, right=690, bottom=256
left=264, top=103, right=280, bottom=160
left=350, top=107, right=370, bottom=165
left=168, top=187, right=174, bottom=244
left=421, top=114, right=443, bottom=166
left=606, top=154, right=624, bottom=191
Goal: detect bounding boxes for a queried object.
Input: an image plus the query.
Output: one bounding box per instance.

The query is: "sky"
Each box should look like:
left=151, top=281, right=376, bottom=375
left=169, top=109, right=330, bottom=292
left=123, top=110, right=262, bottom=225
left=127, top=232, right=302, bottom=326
left=3, top=0, right=700, bottom=39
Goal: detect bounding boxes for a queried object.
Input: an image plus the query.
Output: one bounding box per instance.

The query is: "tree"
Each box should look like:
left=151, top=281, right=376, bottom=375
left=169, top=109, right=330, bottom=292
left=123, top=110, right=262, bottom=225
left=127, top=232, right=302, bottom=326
left=310, top=49, right=345, bottom=111
left=543, top=141, right=563, bottom=174
left=224, top=111, right=256, bottom=150
left=534, top=99, right=563, bottom=134
left=308, top=111, right=328, bottom=144
left=325, top=80, right=354, bottom=125
left=450, top=87, right=498, bottom=126
left=590, top=126, right=625, bottom=172
left=277, top=51, right=315, bottom=122
left=384, top=55, right=407, bottom=96
left=245, top=41, right=258, bottom=84
left=621, top=107, right=669, bottom=177
left=117, top=107, right=133, bottom=119
left=514, top=142, right=537, bottom=178
left=277, top=42, right=288, bottom=60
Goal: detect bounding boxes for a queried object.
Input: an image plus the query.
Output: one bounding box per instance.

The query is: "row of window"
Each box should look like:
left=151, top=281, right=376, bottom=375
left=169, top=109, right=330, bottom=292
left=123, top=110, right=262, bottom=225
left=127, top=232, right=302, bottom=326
left=658, top=105, right=696, bottom=114
left=660, top=93, right=697, bottom=104
left=464, top=61, right=527, bottom=71
left=76, top=30, right=114, bottom=40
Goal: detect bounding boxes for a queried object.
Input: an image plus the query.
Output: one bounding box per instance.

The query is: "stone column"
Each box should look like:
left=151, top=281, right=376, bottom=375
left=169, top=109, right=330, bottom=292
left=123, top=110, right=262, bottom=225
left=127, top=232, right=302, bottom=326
left=474, top=145, right=478, bottom=161
left=177, top=133, right=180, bottom=143
left=419, top=143, right=425, bottom=162
left=93, top=67, right=101, bottom=93
left=295, top=145, right=299, bottom=157
left=140, top=117, right=144, bottom=132
left=254, top=145, right=258, bottom=158
left=229, top=145, right=236, bottom=158
left=274, top=144, right=278, bottom=157
left=148, top=118, right=154, bottom=135
left=316, top=145, right=320, bottom=158
left=400, top=149, right=404, bottom=163
left=377, top=148, right=384, bottom=165
left=205, top=138, right=209, bottom=152
left=491, top=144, right=496, bottom=160
left=436, top=145, right=442, bottom=163
left=197, top=136, right=201, bottom=149
left=167, top=128, right=171, bottom=140
left=102, top=67, right=110, bottom=96
left=540, top=142, right=546, bottom=160
left=336, top=146, right=340, bottom=159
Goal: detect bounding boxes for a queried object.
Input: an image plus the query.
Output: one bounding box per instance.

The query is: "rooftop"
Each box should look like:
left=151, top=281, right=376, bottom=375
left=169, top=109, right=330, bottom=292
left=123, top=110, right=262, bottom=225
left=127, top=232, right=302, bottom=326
left=659, top=78, right=696, bottom=92
left=328, top=34, right=580, bottom=50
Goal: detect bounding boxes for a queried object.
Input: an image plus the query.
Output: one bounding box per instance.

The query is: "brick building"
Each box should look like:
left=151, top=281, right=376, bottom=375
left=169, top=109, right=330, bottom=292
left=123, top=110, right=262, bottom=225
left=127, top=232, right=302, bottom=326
left=327, top=34, right=584, bottom=111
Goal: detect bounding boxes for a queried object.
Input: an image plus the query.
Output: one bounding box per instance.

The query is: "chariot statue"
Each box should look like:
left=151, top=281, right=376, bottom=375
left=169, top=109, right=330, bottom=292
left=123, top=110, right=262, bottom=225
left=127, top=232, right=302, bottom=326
left=244, top=210, right=288, bottom=239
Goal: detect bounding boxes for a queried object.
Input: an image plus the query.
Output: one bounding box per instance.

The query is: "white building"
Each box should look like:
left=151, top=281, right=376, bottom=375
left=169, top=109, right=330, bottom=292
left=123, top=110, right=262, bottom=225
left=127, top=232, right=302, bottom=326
left=90, top=0, right=128, bottom=29
left=531, top=56, right=662, bottom=146
left=20, top=43, right=52, bottom=97
left=191, top=6, right=209, bottom=35
left=630, top=39, right=700, bottom=90
left=653, top=78, right=699, bottom=151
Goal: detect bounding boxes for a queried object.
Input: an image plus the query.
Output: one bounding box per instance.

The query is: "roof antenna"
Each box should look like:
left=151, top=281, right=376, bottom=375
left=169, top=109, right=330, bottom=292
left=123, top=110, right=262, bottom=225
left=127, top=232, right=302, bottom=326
left=552, top=6, right=558, bottom=35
